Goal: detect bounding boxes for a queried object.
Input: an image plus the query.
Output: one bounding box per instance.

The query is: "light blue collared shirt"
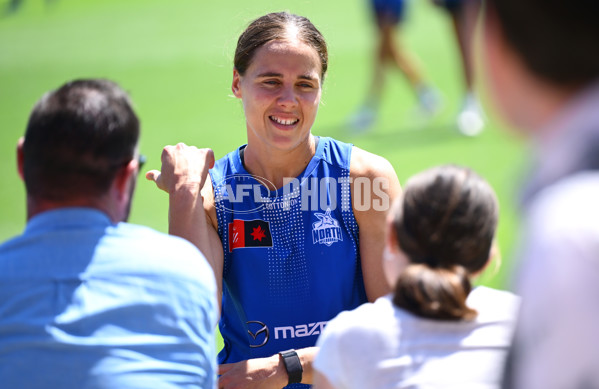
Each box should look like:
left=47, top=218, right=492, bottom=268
left=0, top=208, right=217, bottom=389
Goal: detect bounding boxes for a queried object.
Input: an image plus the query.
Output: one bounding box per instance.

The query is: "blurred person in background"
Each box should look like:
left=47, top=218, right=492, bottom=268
left=348, top=0, right=441, bottom=131
left=478, top=0, right=599, bottom=387
left=0, top=79, right=218, bottom=389
left=432, top=0, right=485, bottom=136
left=313, top=164, right=519, bottom=389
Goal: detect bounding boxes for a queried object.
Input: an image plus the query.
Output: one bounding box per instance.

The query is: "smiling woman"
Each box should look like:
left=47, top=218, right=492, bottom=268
left=231, top=37, right=323, bottom=164
left=147, top=11, right=402, bottom=389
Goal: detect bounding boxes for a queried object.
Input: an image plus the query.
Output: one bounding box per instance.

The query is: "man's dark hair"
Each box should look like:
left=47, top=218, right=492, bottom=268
left=23, top=79, right=140, bottom=201
left=485, top=0, right=599, bottom=87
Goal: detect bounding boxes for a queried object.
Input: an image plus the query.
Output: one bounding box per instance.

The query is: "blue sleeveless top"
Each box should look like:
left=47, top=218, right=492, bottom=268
left=210, top=137, right=367, bottom=379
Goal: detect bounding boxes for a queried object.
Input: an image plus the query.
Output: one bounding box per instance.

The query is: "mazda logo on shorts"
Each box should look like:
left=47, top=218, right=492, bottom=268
left=247, top=320, right=269, bottom=348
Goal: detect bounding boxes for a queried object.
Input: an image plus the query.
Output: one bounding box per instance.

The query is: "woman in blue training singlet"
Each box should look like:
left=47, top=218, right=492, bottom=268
left=147, top=12, right=401, bottom=389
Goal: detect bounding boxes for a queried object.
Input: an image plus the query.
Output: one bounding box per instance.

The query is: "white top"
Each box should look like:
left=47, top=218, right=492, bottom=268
left=509, top=81, right=599, bottom=389
left=314, top=287, right=520, bottom=389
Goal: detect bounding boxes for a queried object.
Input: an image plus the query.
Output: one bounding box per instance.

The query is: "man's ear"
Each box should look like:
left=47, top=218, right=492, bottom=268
left=113, top=159, right=137, bottom=200
left=231, top=69, right=242, bottom=98
left=16, top=137, right=25, bottom=181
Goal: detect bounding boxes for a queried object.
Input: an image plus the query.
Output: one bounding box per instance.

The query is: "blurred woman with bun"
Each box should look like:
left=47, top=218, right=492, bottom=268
left=314, top=164, right=520, bottom=389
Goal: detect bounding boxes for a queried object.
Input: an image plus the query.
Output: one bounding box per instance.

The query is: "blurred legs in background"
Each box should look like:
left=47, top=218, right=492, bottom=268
left=349, top=0, right=441, bottom=132
left=434, top=0, right=485, bottom=136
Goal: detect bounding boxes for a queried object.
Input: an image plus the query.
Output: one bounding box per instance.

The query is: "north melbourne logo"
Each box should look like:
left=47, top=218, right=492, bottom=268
left=312, top=208, right=343, bottom=246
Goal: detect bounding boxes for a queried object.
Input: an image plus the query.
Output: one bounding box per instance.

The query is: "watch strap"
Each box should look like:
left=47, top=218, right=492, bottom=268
left=279, top=349, right=303, bottom=385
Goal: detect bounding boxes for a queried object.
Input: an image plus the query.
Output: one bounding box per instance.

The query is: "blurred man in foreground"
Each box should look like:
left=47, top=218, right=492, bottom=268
left=0, top=79, right=218, bottom=388
left=479, top=1, right=599, bottom=387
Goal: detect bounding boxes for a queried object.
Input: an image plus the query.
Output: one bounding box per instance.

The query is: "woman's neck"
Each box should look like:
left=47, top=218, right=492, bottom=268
left=243, top=135, right=317, bottom=189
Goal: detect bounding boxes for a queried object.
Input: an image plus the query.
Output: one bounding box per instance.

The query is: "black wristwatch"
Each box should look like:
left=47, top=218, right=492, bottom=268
left=279, top=349, right=303, bottom=385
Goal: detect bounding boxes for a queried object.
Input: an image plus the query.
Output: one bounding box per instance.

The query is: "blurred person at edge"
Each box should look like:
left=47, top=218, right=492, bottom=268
left=347, top=0, right=441, bottom=131
left=313, top=165, right=520, bottom=389
left=479, top=0, right=599, bottom=388
left=431, top=0, right=486, bottom=136
left=147, top=11, right=401, bottom=389
left=0, top=79, right=218, bottom=389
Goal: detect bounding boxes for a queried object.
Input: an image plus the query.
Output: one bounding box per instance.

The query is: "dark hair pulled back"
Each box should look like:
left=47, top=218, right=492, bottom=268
left=392, top=165, right=498, bottom=321
left=234, top=12, right=328, bottom=82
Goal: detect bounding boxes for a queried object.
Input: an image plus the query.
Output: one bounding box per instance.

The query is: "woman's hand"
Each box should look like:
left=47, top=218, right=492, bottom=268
left=146, top=143, right=215, bottom=194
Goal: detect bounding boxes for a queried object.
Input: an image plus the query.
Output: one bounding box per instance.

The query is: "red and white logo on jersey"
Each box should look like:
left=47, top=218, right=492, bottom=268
left=228, top=219, right=273, bottom=252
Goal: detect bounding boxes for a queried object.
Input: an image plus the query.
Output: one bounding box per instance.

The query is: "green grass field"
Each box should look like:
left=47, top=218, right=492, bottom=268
left=0, top=0, right=526, bottom=319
